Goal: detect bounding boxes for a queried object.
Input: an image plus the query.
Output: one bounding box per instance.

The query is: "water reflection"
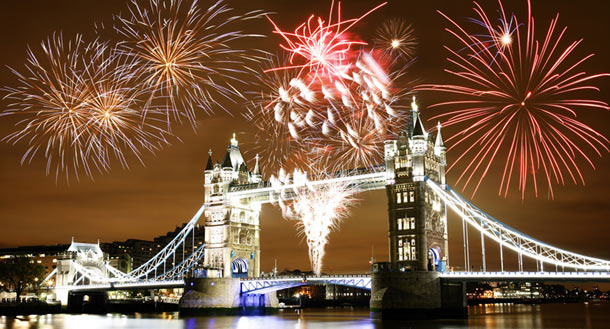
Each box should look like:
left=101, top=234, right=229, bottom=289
left=1, top=304, right=609, bottom=329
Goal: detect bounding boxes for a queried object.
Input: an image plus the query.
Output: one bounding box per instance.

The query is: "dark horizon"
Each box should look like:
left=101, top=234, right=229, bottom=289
left=1, top=0, right=610, bottom=276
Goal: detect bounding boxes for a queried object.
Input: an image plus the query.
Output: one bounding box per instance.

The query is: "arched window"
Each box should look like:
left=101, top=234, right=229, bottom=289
left=231, top=258, right=249, bottom=278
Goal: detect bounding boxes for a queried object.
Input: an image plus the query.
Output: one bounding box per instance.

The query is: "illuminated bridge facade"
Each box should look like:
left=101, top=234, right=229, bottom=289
left=47, top=101, right=610, bottom=305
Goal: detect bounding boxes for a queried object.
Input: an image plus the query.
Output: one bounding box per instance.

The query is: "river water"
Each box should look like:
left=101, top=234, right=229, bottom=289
left=2, top=303, right=609, bottom=328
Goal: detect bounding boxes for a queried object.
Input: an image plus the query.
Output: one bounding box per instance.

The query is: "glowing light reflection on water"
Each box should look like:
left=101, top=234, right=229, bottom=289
left=1, top=304, right=609, bottom=329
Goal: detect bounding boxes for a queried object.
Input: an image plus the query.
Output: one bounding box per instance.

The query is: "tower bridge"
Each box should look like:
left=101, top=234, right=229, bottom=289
left=46, top=100, right=610, bottom=316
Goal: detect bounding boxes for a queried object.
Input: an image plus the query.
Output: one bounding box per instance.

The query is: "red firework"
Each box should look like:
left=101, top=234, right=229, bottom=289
left=266, top=1, right=386, bottom=90
left=416, top=0, right=609, bottom=199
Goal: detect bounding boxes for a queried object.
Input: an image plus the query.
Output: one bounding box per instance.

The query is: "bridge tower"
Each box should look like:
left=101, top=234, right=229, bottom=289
left=202, top=134, right=262, bottom=278
left=371, top=98, right=464, bottom=319
left=384, top=97, right=448, bottom=272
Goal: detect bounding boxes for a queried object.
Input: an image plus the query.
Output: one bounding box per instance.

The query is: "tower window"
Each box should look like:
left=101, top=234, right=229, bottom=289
left=397, top=235, right=417, bottom=261
left=397, top=217, right=408, bottom=230
left=396, top=192, right=402, bottom=203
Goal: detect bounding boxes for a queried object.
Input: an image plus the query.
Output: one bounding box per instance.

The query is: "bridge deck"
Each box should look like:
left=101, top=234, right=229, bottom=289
left=440, top=271, right=610, bottom=282
left=56, top=271, right=610, bottom=293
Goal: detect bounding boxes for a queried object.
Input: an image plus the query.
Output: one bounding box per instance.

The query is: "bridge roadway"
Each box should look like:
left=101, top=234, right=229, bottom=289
left=227, top=165, right=387, bottom=203
left=58, top=271, right=610, bottom=294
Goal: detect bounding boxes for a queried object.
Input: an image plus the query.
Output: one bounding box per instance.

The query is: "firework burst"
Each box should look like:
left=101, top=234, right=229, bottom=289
left=2, top=33, right=170, bottom=181
left=271, top=167, right=357, bottom=275
left=416, top=0, right=610, bottom=199
left=374, top=18, right=417, bottom=59
left=248, top=52, right=411, bottom=173
left=266, top=1, right=387, bottom=93
left=115, top=0, right=266, bottom=125
left=243, top=56, right=312, bottom=175
left=298, top=52, right=411, bottom=171
left=78, top=44, right=171, bottom=170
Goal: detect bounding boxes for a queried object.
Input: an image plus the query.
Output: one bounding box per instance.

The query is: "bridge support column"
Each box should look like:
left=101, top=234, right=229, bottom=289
left=55, top=288, right=70, bottom=306
left=370, top=270, right=466, bottom=319
left=180, top=278, right=278, bottom=315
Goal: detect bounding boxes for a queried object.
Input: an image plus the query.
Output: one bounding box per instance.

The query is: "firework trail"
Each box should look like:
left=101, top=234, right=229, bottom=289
left=271, top=167, right=357, bottom=275
left=2, top=33, right=170, bottom=182
left=374, top=18, right=417, bottom=59
left=416, top=0, right=610, bottom=199
left=115, top=0, right=266, bottom=126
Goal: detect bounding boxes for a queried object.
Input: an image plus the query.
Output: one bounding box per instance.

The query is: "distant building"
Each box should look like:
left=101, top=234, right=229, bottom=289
left=0, top=222, right=204, bottom=279
left=466, top=281, right=543, bottom=300
left=0, top=244, right=70, bottom=283
left=492, top=282, right=543, bottom=299
left=325, top=284, right=371, bottom=303
left=100, top=223, right=204, bottom=271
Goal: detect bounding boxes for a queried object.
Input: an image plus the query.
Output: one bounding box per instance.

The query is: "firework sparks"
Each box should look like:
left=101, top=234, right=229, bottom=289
left=248, top=52, right=411, bottom=173
left=416, top=0, right=610, bottom=199
left=271, top=168, right=357, bottom=275
left=464, top=1, right=520, bottom=65
left=300, top=52, right=411, bottom=171
left=2, top=33, right=170, bottom=181
left=374, top=18, right=417, bottom=59
left=243, top=56, right=313, bottom=175
left=115, top=0, right=266, bottom=125
left=266, top=1, right=387, bottom=91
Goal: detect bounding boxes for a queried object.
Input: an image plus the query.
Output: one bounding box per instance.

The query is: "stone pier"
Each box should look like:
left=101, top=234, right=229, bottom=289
left=370, top=269, right=466, bottom=319
left=180, top=278, right=278, bottom=315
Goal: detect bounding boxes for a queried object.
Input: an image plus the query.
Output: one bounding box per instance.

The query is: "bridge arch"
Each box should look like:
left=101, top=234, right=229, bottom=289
left=232, top=258, right=249, bottom=278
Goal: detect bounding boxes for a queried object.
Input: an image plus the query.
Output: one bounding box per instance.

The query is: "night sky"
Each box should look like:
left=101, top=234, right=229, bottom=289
left=1, top=0, right=610, bottom=275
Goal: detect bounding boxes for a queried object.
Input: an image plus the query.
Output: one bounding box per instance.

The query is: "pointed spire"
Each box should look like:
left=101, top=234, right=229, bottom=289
left=410, top=96, right=426, bottom=137
left=253, top=154, right=261, bottom=176
left=205, top=149, right=213, bottom=171
left=435, top=121, right=446, bottom=157
left=411, top=96, right=419, bottom=113
left=435, top=121, right=445, bottom=148
left=230, top=132, right=238, bottom=147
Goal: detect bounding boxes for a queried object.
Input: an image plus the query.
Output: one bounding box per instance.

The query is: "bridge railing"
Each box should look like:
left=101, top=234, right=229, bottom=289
left=426, top=178, right=610, bottom=272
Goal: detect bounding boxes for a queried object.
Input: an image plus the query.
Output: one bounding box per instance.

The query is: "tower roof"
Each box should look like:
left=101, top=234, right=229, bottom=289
left=205, top=149, right=213, bottom=171
left=221, top=133, right=245, bottom=170
left=67, top=241, right=103, bottom=258
left=412, top=114, right=426, bottom=136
